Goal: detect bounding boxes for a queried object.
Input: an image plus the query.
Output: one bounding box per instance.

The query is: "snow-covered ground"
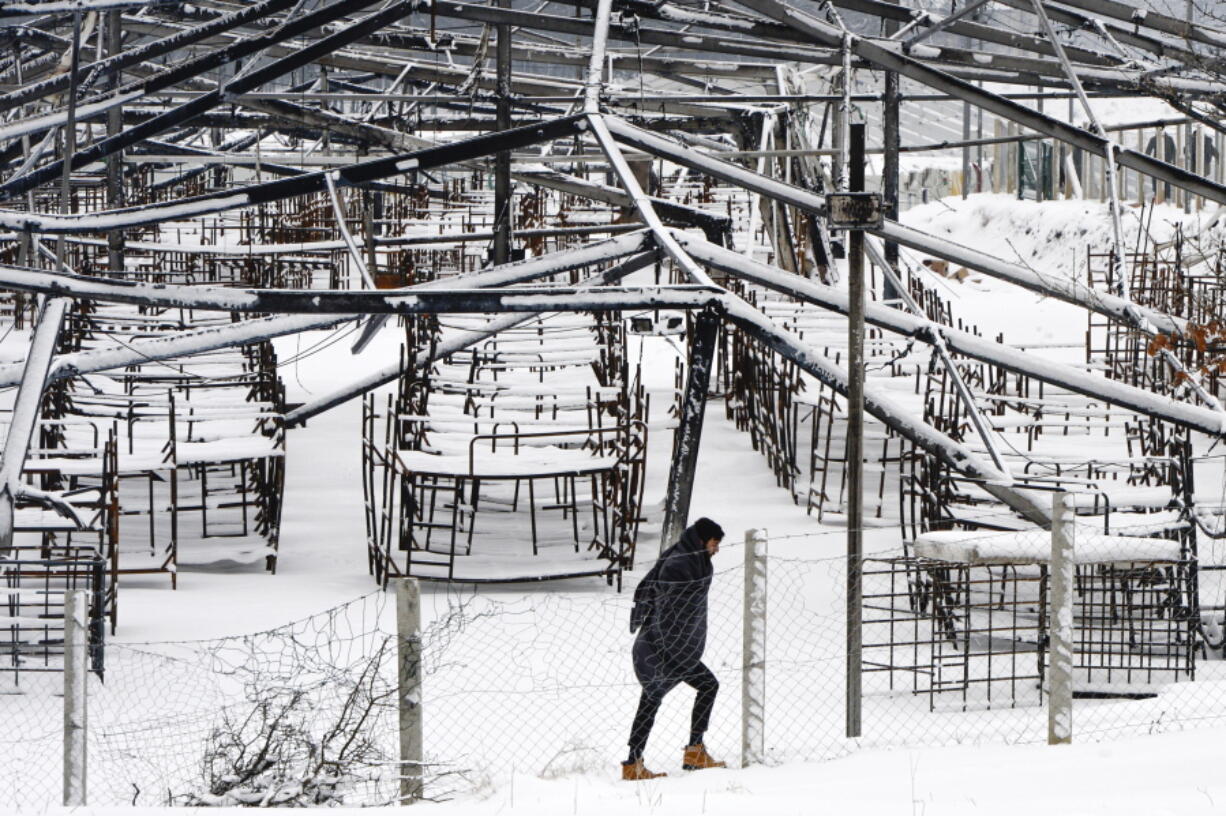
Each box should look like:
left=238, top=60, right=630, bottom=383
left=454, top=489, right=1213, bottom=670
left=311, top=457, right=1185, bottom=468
left=68, top=726, right=1226, bottom=816
left=12, top=192, right=1226, bottom=813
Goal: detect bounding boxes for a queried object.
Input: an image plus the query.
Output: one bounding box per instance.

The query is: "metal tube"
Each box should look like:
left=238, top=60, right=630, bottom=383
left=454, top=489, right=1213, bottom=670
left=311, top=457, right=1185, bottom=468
left=882, top=62, right=901, bottom=300
left=587, top=114, right=715, bottom=286
left=1048, top=492, right=1074, bottom=745
left=105, top=6, right=124, bottom=274
left=494, top=0, right=513, bottom=265
left=678, top=234, right=1226, bottom=437
left=604, top=118, right=1189, bottom=337
left=284, top=252, right=658, bottom=426
left=0, top=281, right=720, bottom=316
left=62, top=589, right=88, bottom=806
left=845, top=123, right=864, bottom=740
left=660, top=306, right=721, bottom=551
left=737, top=0, right=1226, bottom=205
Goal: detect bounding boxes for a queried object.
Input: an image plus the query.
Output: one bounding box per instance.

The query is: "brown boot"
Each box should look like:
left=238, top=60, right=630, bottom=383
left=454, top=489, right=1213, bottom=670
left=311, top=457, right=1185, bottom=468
left=682, top=743, right=727, bottom=771
left=622, top=759, right=667, bottom=781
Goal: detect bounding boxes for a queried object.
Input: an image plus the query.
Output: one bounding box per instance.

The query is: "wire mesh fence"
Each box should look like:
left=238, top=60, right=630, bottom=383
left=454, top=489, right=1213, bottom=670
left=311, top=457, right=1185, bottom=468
left=4, top=518, right=1226, bottom=809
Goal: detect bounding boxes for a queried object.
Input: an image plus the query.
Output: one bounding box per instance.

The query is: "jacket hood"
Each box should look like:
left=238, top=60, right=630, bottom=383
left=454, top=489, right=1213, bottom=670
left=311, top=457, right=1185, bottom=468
left=677, top=525, right=710, bottom=556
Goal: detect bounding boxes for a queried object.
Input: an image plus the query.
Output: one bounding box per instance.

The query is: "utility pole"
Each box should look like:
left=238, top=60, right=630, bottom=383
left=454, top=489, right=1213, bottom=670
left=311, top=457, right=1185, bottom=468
left=845, top=123, right=866, bottom=739
left=493, top=2, right=513, bottom=265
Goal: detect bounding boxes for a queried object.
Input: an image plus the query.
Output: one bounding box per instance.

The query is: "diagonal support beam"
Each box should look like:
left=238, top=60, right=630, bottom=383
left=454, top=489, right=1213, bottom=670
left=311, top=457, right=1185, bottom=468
left=0, top=116, right=591, bottom=233
left=284, top=251, right=660, bottom=426
left=720, top=296, right=1052, bottom=525
left=605, top=117, right=1189, bottom=337
left=677, top=233, right=1226, bottom=437
left=0, top=297, right=70, bottom=550
left=0, top=232, right=652, bottom=386
left=660, top=306, right=722, bottom=551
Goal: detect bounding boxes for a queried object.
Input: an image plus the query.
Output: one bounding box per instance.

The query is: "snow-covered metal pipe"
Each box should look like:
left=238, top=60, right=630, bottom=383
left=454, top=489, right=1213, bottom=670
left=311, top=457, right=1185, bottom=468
left=0, top=284, right=724, bottom=315
left=588, top=113, right=716, bottom=287
left=583, top=0, right=612, bottom=113
left=606, top=116, right=1188, bottom=336
left=678, top=234, right=1226, bottom=437
left=876, top=220, right=1186, bottom=337
left=0, top=231, right=653, bottom=387
left=721, top=294, right=1052, bottom=525
left=0, top=298, right=70, bottom=549
left=0, top=230, right=652, bottom=312
left=285, top=251, right=659, bottom=426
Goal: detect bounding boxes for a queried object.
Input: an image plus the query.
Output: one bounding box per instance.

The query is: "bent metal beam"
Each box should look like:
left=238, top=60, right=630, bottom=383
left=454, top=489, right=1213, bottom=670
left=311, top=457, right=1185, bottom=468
left=677, top=233, right=1226, bottom=438
left=605, top=117, right=1188, bottom=337
left=735, top=0, right=1226, bottom=205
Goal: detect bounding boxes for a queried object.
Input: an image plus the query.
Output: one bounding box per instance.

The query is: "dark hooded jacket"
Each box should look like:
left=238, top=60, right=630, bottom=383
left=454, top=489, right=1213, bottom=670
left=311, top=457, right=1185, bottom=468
left=630, top=524, right=715, bottom=682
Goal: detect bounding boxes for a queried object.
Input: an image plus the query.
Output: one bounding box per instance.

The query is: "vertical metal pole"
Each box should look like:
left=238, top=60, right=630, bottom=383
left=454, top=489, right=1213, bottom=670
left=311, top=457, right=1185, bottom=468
left=833, top=35, right=851, bottom=192
left=105, top=9, right=125, bottom=274
left=961, top=101, right=971, bottom=200
left=741, top=528, right=767, bottom=767
left=54, top=12, right=83, bottom=267
left=1183, top=122, right=1193, bottom=215
left=63, top=589, right=88, bottom=806
left=1049, top=492, right=1074, bottom=745
left=660, top=307, right=721, bottom=552
left=882, top=64, right=901, bottom=302
left=363, top=187, right=379, bottom=277
left=493, top=5, right=513, bottom=266
left=319, top=65, right=330, bottom=155
left=845, top=122, right=865, bottom=739
left=396, top=578, right=423, bottom=802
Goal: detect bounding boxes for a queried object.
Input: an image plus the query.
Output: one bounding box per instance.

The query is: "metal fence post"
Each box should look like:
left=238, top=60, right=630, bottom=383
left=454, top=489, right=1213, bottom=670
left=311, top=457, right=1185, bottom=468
left=742, top=528, right=767, bottom=767
left=396, top=578, right=423, bottom=803
left=63, top=588, right=87, bottom=806
left=1049, top=492, right=1074, bottom=745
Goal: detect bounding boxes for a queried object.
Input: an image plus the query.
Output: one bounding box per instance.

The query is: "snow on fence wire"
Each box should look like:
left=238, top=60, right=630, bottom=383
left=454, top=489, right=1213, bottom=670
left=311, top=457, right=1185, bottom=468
left=4, top=517, right=1226, bottom=809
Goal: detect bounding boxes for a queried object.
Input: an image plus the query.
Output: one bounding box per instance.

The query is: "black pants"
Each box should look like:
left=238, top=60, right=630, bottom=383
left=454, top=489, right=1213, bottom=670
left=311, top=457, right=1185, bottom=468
left=627, top=661, right=719, bottom=761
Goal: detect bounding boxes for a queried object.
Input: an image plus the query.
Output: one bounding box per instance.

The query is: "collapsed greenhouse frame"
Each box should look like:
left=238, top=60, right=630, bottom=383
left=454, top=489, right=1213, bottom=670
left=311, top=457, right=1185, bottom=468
left=0, top=0, right=1225, bottom=696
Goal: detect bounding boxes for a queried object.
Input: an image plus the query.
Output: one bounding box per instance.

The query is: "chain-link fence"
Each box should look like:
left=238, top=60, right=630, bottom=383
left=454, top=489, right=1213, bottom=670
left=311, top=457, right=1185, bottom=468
left=4, top=517, right=1226, bottom=809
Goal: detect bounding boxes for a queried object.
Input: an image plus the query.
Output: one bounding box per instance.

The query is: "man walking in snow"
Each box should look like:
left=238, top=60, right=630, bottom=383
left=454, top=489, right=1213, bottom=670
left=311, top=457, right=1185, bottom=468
left=622, top=517, right=727, bottom=781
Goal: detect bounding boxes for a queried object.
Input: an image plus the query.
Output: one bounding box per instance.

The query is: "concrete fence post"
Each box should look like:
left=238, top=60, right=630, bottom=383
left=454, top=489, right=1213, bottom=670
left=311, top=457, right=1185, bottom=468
left=1049, top=492, right=1074, bottom=745
left=396, top=578, right=423, bottom=802
left=742, top=528, right=767, bottom=767
left=63, top=589, right=88, bottom=806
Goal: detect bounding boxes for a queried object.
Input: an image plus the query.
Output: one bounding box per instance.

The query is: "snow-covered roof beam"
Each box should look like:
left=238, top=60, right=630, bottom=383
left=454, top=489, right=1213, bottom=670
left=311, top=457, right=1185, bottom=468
left=0, top=0, right=300, bottom=113
left=0, top=280, right=727, bottom=314
left=605, top=117, right=1188, bottom=338
left=0, top=116, right=590, bottom=233
left=737, top=0, right=1226, bottom=204
left=284, top=252, right=659, bottom=426
left=0, top=0, right=174, bottom=22
left=0, top=231, right=654, bottom=386
left=1, top=0, right=415, bottom=199
left=680, top=234, right=1226, bottom=438
left=0, top=229, right=652, bottom=311
left=722, top=297, right=1052, bottom=526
